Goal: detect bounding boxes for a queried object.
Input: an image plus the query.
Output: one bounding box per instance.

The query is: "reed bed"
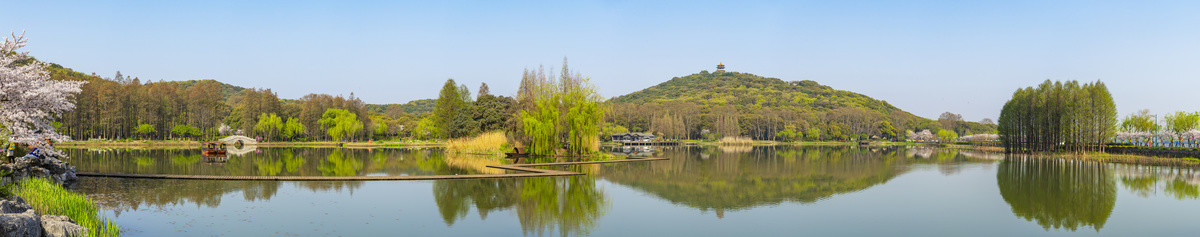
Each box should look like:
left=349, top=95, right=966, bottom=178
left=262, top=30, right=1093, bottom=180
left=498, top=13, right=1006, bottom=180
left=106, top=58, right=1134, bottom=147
left=444, top=131, right=510, bottom=155
left=718, top=136, right=755, bottom=145
left=14, top=178, right=121, bottom=237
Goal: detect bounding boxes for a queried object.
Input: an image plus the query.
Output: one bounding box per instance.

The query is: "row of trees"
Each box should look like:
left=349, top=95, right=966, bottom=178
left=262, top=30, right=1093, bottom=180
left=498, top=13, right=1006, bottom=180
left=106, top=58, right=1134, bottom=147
left=1119, top=109, right=1200, bottom=134
left=50, top=67, right=388, bottom=141
left=1114, top=109, right=1200, bottom=147
left=606, top=101, right=993, bottom=142
left=997, top=80, right=1117, bottom=153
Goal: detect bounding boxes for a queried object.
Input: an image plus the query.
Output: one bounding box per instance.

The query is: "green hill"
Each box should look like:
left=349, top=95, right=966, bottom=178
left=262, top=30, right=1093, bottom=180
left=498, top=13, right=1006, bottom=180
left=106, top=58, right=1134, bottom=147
left=607, top=71, right=993, bottom=140
left=610, top=71, right=906, bottom=115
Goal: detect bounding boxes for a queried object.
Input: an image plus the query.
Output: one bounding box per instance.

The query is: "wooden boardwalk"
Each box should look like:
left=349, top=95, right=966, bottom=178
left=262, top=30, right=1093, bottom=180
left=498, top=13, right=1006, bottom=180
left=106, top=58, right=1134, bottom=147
left=76, top=156, right=666, bottom=181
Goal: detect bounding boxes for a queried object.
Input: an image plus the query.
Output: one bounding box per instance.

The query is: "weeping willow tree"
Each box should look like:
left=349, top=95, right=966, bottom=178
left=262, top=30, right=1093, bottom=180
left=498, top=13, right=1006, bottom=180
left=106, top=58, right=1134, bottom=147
left=518, top=58, right=605, bottom=156
left=997, top=80, right=1116, bottom=153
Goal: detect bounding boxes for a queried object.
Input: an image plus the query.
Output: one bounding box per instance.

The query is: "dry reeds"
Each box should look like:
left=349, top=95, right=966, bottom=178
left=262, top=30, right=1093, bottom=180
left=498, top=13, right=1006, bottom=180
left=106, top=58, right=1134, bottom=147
left=719, top=136, right=754, bottom=145
left=445, top=131, right=510, bottom=155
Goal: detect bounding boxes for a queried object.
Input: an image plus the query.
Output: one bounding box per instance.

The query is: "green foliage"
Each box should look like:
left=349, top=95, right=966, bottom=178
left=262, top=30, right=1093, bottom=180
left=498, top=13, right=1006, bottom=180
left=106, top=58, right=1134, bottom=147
left=435, top=79, right=468, bottom=138
left=517, top=60, right=605, bottom=155
left=254, top=113, right=284, bottom=140
left=318, top=109, right=364, bottom=141
left=521, top=92, right=561, bottom=155
left=473, top=94, right=516, bottom=132
left=1164, top=111, right=1200, bottom=133
left=15, top=178, right=121, bottom=237
left=171, top=125, right=201, bottom=138
left=414, top=116, right=440, bottom=139
left=877, top=121, right=898, bottom=140
left=449, top=106, right=480, bottom=139
left=282, top=117, right=306, bottom=140
left=399, top=99, right=436, bottom=116
left=371, top=115, right=390, bottom=136
left=133, top=124, right=156, bottom=137
left=563, top=86, right=604, bottom=155
left=936, top=130, right=959, bottom=143
left=601, top=124, right=629, bottom=140
left=998, top=80, right=1117, bottom=153
left=1120, top=109, right=1160, bottom=133
left=775, top=126, right=799, bottom=142
left=805, top=127, right=822, bottom=141
left=826, top=123, right=845, bottom=141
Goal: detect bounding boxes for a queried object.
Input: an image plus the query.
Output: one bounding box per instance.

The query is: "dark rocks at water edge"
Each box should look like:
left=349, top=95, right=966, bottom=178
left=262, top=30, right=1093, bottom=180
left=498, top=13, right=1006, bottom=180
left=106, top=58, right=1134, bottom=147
left=0, top=156, right=77, bottom=185
left=0, top=197, right=87, bottom=237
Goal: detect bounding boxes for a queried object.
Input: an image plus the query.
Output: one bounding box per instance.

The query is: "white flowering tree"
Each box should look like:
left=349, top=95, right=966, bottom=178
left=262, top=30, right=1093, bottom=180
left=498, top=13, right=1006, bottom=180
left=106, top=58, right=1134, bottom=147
left=960, top=134, right=1000, bottom=143
left=1, top=32, right=86, bottom=157
left=910, top=129, right=935, bottom=142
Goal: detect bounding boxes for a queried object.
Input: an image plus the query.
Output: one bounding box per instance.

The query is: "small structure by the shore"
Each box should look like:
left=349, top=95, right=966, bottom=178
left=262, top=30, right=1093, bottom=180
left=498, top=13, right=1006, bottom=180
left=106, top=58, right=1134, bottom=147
left=611, top=133, right=655, bottom=142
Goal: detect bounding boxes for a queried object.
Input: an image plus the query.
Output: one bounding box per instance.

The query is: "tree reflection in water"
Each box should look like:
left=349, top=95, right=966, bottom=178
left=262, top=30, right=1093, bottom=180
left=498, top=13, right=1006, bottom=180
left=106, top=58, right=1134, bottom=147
left=70, top=147, right=473, bottom=212
left=600, top=146, right=909, bottom=218
left=433, top=165, right=607, bottom=237
left=1113, top=165, right=1200, bottom=200
left=997, top=157, right=1115, bottom=231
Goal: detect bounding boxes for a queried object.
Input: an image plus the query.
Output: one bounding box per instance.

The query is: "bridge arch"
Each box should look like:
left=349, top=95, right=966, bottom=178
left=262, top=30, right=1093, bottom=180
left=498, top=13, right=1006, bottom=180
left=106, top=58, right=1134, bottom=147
left=218, top=135, right=258, bottom=145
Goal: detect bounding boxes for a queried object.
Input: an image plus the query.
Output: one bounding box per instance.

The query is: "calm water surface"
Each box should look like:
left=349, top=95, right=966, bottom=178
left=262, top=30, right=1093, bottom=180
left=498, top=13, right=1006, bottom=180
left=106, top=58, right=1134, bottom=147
left=66, top=146, right=1200, bottom=236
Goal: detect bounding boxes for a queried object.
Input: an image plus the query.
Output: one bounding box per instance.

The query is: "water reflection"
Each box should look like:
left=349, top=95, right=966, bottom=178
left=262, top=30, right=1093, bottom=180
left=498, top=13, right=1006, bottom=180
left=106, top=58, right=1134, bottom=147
left=600, top=146, right=911, bottom=218
left=433, top=167, right=607, bottom=237
left=996, top=157, right=1115, bottom=231
left=65, top=146, right=1200, bottom=236
left=66, top=148, right=477, bottom=176
left=1113, top=165, right=1200, bottom=199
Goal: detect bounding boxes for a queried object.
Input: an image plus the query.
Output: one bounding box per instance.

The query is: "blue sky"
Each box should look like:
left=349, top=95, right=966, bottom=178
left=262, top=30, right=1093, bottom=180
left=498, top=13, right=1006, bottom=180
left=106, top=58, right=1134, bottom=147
left=4, top=0, right=1199, bottom=121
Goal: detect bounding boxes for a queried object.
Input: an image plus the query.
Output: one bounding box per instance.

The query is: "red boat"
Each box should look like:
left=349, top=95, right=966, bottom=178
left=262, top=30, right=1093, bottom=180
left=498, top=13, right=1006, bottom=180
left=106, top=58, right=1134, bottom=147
left=201, top=142, right=227, bottom=156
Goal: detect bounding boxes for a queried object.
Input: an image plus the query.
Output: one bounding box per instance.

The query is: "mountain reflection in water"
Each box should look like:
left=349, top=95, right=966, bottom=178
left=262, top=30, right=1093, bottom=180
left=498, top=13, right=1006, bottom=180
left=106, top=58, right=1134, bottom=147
left=63, top=146, right=1200, bottom=236
left=598, top=146, right=997, bottom=218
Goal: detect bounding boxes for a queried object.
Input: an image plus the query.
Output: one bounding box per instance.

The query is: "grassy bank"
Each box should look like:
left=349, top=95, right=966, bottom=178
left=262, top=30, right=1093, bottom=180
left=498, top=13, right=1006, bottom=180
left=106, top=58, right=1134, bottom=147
left=12, top=178, right=120, bottom=237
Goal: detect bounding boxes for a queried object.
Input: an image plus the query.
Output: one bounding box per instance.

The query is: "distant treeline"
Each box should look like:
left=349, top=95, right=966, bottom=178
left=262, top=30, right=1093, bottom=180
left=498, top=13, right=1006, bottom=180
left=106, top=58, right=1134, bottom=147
left=48, top=64, right=398, bottom=141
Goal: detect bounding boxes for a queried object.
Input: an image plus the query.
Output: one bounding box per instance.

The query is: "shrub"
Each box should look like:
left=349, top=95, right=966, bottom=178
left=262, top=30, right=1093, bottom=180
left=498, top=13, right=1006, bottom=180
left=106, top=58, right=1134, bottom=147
left=14, top=178, right=120, bottom=237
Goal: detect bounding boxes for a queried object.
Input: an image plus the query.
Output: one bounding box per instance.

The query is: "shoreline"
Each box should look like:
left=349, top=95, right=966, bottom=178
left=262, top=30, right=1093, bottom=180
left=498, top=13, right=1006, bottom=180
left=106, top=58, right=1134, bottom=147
left=56, top=140, right=443, bottom=149
left=56, top=139, right=1200, bottom=168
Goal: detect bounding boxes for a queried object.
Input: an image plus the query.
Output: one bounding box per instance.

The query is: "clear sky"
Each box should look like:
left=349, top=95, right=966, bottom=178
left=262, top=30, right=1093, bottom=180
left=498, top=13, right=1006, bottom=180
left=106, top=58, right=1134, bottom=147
left=4, top=0, right=1198, bottom=121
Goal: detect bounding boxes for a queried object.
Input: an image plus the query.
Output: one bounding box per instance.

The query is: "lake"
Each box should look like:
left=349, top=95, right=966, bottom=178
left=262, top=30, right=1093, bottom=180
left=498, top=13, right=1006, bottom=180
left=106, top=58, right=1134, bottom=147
left=65, top=146, right=1200, bottom=236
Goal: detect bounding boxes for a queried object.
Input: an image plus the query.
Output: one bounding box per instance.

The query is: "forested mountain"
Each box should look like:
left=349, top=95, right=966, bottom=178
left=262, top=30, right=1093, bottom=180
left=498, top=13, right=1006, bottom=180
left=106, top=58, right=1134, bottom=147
left=606, top=71, right=995, bottom=140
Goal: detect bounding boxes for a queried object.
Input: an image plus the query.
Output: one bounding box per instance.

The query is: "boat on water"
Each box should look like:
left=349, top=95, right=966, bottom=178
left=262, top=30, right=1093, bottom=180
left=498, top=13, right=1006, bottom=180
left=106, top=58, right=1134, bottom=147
left=201, top=142, right=228, bottom=156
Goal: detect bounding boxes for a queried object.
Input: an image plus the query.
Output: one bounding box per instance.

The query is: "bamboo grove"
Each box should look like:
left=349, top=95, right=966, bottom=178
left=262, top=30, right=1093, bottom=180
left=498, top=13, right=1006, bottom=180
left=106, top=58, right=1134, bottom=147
left=997, top=80, right=1117, bottom=153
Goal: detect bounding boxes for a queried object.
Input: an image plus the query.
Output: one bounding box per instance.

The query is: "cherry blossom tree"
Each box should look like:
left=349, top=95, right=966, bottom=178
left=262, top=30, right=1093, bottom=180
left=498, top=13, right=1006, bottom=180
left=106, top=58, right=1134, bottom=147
left=1, top=32, right=86, bottom=157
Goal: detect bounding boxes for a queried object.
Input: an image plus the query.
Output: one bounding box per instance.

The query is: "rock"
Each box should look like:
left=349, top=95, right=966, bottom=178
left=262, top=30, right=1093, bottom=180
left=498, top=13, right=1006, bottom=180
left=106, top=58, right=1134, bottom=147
left=39, top=215, right=85, bottom=237
left=0, top=199, right=41, bottom=237
left=0, top=154, right=76, bottom=185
